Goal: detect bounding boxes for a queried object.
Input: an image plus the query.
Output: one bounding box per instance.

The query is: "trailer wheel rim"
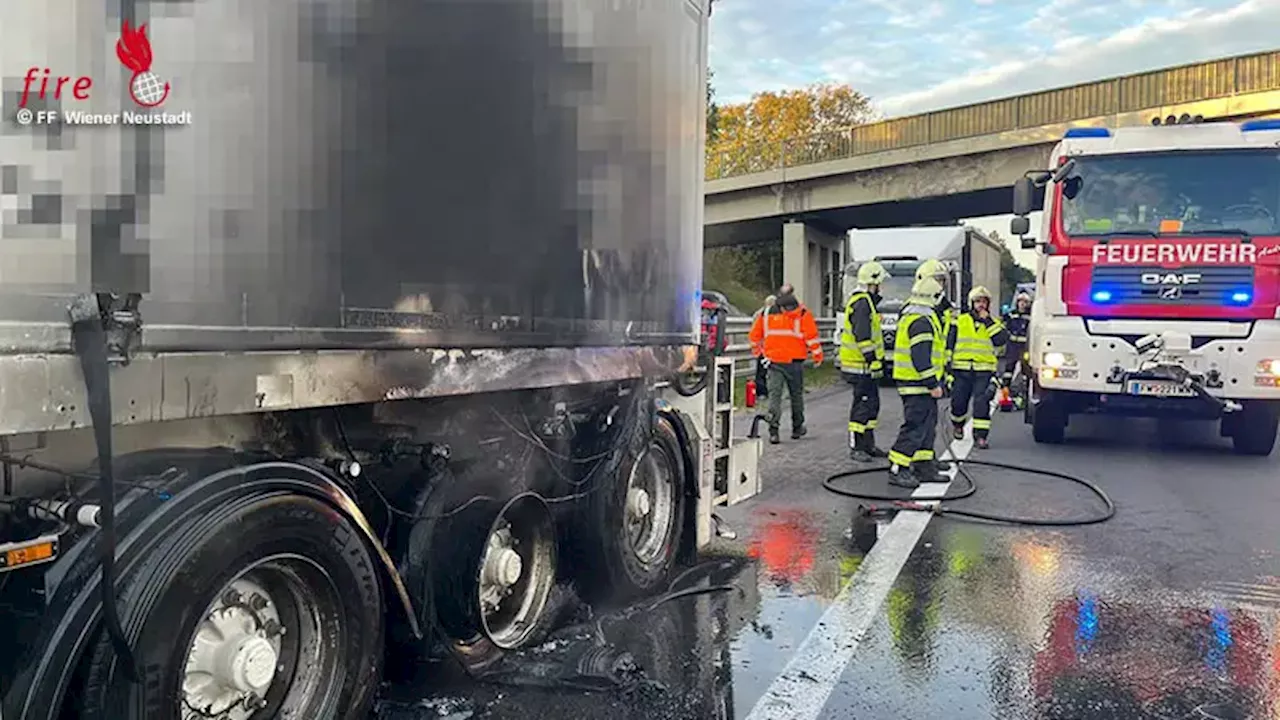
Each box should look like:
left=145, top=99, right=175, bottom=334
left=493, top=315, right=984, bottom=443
left=625, top=441, right=677, bottom=567
left=180, top=555, right=342, bottom=720
left=477, top=493, right=556, bottom=650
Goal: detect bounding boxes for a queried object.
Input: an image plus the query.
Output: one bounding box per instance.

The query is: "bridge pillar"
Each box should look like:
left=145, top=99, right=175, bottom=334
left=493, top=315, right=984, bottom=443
left=782, top=221, right=844, bottom=316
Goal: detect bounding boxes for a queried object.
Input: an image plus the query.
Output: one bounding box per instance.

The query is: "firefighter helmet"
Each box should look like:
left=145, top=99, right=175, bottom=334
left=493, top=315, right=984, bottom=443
left=910, top=276, right=944, bottom=304
left=968, top=285, right=992, bottom=303
left=915, top=258, right=948, bottom=282
left=857, top=260, right=889, bottom=285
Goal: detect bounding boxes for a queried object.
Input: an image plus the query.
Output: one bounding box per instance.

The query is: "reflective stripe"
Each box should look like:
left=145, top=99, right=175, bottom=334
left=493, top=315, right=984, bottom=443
left=950, top=413, right=968, bottom=424
left=972, top=418, right=992, bottom=430
left=912, top=448, right=934, bottom=461
left=866, top=419, right=878, bottom=429
left=849, top=421, right=866, bottom=433
left=888, top=450, right=912, bottom=467
left=763, top=314, right=803, bottom=338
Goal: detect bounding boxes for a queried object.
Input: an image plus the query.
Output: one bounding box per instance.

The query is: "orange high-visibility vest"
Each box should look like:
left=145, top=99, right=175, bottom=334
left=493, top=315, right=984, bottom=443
left=749, top=305, right=823, bottom=364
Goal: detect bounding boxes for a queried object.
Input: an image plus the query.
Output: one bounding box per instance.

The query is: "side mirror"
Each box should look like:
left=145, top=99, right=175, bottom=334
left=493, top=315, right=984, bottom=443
left=1012, top=177, right=1035, bottom=216
left=1051, top=158, right=1077, bottom=184
left=1010, top=216, right=1030, bottom=237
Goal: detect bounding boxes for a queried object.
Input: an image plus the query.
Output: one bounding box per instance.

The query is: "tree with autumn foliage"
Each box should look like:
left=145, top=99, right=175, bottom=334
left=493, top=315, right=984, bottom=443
left=706, top=83, right=875, bottom=178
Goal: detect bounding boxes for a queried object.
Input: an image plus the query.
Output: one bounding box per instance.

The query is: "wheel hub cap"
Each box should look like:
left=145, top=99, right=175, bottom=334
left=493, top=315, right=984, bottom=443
left=479, top=526, right=522, bottom=611
left=220, top=636, right=278, bottom=692
left=627, top=487, right=651, bottom=518
left=183, top=579, right=282, bottom=719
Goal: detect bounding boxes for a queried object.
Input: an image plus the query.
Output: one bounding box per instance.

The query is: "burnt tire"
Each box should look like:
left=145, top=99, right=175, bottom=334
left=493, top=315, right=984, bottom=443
left=78, top=491, right=384, bottom=720
left=577, top=414, right=687, bottom=600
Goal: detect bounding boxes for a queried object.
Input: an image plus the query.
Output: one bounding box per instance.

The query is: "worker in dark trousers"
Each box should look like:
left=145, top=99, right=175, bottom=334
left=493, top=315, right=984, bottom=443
left=1000, top=292, right=1032, bottom=404
left=914, top=258, right=957, bottom=470
left=948, top=286, right=1008, bottom=449
left=914, top=258, right=955, bottom=369
left=748, top=287, right=823, bottom=444
left=888, top=277, right=949, bottom=488
left=840, top=261, right=889, bottom=462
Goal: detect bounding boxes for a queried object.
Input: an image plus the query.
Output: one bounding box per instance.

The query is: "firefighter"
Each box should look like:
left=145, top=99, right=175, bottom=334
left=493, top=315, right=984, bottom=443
left=1000, top=292, right=1032, bottom=394
left=748, top=288, right=823, bottom=444
left=841, top=261, right=889, bottom=462
left=948, top=286, right=1009, bottom=449
left=914, top=258, right=955, bottom=372
left=888, top=276, right=949, bottom=488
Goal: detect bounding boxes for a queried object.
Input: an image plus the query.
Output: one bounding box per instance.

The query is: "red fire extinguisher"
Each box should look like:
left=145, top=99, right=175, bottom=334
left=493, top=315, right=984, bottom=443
left=745, top=379, right=758, bottom=408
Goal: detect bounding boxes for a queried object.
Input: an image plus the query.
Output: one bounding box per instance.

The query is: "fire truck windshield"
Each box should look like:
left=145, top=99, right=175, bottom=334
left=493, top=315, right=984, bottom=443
left=1058, top=148, right=1280, bottom=238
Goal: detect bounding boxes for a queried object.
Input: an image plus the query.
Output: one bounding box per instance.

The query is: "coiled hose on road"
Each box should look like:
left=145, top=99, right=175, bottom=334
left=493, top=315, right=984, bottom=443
left=817, top=389, right=1117, bottom=527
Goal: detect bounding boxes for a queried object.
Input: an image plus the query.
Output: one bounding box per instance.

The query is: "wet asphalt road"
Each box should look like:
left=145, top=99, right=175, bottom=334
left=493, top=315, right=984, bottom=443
left=375, top=384, right=1280, bottom=719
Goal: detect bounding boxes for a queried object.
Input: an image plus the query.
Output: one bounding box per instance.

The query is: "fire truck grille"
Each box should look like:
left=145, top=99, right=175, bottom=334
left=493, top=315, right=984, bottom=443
left=1089, top=265, right=1255, bottom=305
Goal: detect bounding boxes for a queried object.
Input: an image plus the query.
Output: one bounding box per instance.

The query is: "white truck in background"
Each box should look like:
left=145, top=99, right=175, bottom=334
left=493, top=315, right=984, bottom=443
left=841, top=225, right=1004, bottom=376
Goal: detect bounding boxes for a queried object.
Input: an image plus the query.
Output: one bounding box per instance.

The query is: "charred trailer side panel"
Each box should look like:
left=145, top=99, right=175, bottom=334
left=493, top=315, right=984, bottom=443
left=0, top=0, right=709, bottom=436
left=0, top=1, right=716, bottom=718
left=0, top=0, right=704, bottom=354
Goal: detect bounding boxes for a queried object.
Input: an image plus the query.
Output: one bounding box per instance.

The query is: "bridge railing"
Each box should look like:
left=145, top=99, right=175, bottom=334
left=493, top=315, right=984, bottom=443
left=705, top=49, right=1280, bottom=181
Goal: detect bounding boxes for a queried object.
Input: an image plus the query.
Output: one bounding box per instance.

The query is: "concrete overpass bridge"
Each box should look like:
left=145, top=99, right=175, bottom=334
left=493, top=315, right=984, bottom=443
left=704, top=50, right=1280, bottom=314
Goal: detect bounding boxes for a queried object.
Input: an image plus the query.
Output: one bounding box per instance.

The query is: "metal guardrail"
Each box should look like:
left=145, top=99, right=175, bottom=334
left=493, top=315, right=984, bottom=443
left=721, top=316, right=838, bottom=368
left=705, top=49, right=1280, bottom=180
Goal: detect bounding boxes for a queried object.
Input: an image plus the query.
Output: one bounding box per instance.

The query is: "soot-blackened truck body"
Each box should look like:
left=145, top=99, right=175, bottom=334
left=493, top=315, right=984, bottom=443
left=0, top=0, right=707, bottom=436
left=0, top=2, right=716, bottom=718
left=0, top=0, right=702, bottom=351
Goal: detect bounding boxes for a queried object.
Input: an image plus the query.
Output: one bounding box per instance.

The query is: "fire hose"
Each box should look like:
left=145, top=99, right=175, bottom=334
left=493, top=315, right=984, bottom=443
left=820, top=346, right=1251, bottom=525
left=817, top=382, right=1117, bottom=527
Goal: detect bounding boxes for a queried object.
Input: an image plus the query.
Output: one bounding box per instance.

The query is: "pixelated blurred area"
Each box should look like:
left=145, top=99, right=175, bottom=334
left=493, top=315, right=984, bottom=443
left=0, top=0, right=705, bottom=349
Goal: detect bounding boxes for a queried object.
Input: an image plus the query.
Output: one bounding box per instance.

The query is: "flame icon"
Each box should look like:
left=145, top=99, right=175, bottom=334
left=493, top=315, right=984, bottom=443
left=116, top=21, right=170, bottom=108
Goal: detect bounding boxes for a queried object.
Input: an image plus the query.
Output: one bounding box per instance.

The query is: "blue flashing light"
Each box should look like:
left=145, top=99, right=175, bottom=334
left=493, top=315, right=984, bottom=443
left=1240, top=118, right=1280, bottom=132
left=1228, top=290, right=1252, bottom=305
left=1091, top=289, right=1113, bottom=303
left=1063, top=127, right=1112, bottom=139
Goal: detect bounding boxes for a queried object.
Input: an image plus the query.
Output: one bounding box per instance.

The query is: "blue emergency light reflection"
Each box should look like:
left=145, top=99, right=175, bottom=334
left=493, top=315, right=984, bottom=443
left=1228, top=291, right=1252, bottom=305
left=1075, top=592, right=1099, bottom=656
left=1091, top=290, right=1113, bottom=303
left=1206, top=607, right=1233, bottom=674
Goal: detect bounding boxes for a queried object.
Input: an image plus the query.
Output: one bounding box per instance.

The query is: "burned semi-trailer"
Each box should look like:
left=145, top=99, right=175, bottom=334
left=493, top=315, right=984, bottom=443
left=0, top=1, right=717, bottom=718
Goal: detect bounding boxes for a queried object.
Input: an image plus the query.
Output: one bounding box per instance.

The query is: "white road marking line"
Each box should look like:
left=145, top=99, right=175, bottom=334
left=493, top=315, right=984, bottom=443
left=743, top=418, right=973, bottom=720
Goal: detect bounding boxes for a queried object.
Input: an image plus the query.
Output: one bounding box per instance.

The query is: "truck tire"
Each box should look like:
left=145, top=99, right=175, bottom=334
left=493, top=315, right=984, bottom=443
left=78, top=492, right=385, bottom=720
left=1030, top=397, right=1067, bottom=444
left=1231, top=403, right=1279, bottom=456
left=577, top=414, right=686, bottom=599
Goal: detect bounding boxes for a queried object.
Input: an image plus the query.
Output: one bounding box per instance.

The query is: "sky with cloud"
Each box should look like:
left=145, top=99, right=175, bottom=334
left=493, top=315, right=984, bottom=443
left=709, top=0, right=1280, bottom=117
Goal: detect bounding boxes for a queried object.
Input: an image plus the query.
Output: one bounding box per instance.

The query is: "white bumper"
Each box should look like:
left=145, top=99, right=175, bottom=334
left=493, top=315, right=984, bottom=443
left=1031, top=316, right=1280, bottom=399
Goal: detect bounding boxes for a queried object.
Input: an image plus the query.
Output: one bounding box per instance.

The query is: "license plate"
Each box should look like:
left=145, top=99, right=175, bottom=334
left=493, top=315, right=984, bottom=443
left=1126, top=380, right=1196, bottom=397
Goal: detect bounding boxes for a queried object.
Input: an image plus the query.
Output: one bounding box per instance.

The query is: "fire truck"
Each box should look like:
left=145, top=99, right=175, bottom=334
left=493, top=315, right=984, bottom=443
left=1010, top=119, right=1280, bottom=455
